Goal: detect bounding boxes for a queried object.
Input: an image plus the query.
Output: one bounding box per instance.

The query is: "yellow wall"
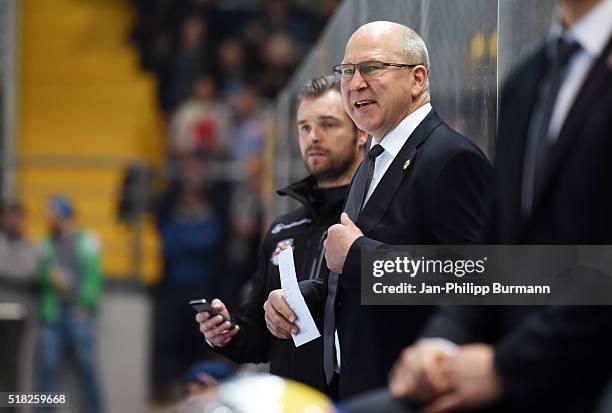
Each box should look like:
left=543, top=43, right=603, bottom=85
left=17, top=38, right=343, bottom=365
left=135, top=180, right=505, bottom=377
left=18, top=0, right=164, bottom=282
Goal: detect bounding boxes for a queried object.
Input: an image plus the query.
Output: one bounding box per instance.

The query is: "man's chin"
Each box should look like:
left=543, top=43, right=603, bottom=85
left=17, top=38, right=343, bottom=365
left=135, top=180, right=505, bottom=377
left=307, top=162, right=330, bottom=177
left=312, top=169, right=345, bottom=183
left=310, top=167, right=331, bottom=179
left=352, top=117, right=380, bottom=136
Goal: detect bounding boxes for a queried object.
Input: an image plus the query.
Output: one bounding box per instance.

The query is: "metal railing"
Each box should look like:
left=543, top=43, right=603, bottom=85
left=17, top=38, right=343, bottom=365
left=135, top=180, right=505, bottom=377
left=0, top=0, right=19, bottom=202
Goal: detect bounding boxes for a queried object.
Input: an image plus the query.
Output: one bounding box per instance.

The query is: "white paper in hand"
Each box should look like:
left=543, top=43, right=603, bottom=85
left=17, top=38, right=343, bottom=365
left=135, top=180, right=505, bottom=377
left=277, top=247, right=321, bottom=347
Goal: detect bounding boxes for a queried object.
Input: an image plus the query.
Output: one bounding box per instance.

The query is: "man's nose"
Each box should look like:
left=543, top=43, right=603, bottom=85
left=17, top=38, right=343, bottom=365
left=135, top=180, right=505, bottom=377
left=349, top=68, right=368, bottom=91
left=309, top=127, right=322, bottom=143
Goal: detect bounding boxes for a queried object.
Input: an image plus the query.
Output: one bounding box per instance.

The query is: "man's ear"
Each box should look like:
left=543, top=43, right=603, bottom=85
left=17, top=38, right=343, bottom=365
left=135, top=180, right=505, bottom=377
left=411, top=65, right=428, bottom=98
left=356, top=129, right=369, bottom=149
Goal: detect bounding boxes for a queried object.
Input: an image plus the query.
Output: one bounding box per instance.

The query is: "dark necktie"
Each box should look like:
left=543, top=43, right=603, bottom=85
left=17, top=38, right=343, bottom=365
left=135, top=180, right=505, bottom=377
left=323, top=144, right=384, bottom=384
left=525, top=37, right=580, bottom=211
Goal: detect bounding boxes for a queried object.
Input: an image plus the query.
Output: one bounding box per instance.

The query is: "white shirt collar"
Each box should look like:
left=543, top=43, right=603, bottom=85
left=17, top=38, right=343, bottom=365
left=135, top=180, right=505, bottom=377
left=372, top=103, right=432, bottom=158
left=550, top=0, right=612, bottom=57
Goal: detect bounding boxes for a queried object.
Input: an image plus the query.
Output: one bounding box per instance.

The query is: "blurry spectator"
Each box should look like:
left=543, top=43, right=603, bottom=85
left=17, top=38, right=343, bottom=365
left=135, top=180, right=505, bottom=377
left=152, top=173, right=225, bottom=402
left=35, top=195, right=104, bottom=413
left=225, top=156, right=264, bottom=308
left=161, top=151, right=233, bottom=236
left=214, top=38, right=252, bottom=102
left=158, top=14, right=211, bottom=115
left=167, top=151, right=213, bottom=197
left=218, top=85, right=265, bottom=307
left=169, top=74, right=233, bottom=158
left=263, top=0, right=311, bottom=45
left=163, top=150, right=233, bottom=216
left=258, top=32, right=299, bottom=98
left=175, top=359, right=237, bottom=413
left=231, top=84, right=265, bottom=162
left=0, top=199, right=39, bottom=393
left=0, top=199, right=39, bottom=304
left=240, top=20, right=268, bottom=74
left=183, top=359, right=237, bottom=398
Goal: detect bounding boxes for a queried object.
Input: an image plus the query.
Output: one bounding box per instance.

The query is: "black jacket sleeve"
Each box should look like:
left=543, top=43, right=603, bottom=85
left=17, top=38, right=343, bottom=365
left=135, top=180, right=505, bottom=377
left=494, top=306, right=612, bottom=407
left=298, top=278, right=327, bottom=324
left=214, top=233, right=273, bottom=363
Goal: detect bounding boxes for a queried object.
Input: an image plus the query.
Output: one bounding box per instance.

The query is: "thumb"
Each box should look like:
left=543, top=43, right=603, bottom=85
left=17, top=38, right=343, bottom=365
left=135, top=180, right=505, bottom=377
left=340, top=212, right=355, bottom=227
left=212, top=299, right=230, bottom=318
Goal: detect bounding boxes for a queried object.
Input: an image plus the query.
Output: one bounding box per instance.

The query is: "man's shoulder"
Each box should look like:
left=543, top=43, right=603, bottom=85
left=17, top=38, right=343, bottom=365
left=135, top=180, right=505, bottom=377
left=420, top=121, right=488, bottom=164
left=259, top=206, right=312, bottom=263
left=76, top=230, right=101, bottom=256
left=501, top=44, right=547, bottom=100
left=265, top=206, right=312, bottom=238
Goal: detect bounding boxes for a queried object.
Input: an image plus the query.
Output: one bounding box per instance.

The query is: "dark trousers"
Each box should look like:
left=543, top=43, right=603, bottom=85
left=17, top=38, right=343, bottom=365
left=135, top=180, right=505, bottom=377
left=35, top=311, right=102, bottom=413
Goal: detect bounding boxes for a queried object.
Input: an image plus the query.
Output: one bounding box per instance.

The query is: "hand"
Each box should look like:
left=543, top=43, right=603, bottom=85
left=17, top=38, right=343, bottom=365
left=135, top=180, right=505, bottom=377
left=389, top=339, right=457, bottom=403
left=50, top=266, right=71, bottom=293
left=263, top=289, right=298, bottom=339
left=195, top=299, right=240, bottom=347
left=324, top=212, right=363, bottom=273
left=422, top=344, right=503, bottom=413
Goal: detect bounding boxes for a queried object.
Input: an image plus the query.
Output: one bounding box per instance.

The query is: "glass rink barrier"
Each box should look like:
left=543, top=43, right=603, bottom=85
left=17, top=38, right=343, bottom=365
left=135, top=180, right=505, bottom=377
left=269, top=0, right=556, bottom=216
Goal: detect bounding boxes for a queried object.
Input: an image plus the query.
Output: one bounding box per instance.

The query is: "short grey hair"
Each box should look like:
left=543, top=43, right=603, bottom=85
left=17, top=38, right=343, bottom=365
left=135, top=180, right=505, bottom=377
left=399, top=28, right=431, bottom=95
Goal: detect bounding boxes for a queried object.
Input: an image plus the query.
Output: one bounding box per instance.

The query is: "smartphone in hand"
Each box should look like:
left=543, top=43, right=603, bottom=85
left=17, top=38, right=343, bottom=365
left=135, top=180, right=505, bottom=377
left=189, top=299, right=235, bottom=328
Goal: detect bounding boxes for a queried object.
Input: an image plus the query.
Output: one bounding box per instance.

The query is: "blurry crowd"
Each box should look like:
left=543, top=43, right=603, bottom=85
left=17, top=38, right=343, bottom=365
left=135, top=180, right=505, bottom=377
left=0, top=197, right=105, bottom=412
left=0, top=195, right=240, bottom=411
left=129, top=0, right=341, bottom=155
left=2, top=1, right=337, bottom=410
left=129, top=0, right=339, bottom=106
left=1, top=1, right=341, bottom=410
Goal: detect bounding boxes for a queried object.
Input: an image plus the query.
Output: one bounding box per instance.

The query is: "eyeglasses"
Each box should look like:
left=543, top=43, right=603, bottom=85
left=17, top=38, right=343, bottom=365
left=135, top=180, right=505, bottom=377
left=332, top=61, right=421, bottom=81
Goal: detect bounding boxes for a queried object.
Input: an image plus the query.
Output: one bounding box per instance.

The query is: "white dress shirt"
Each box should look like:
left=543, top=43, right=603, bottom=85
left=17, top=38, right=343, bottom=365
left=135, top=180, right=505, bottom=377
left=547, top=0, right=612, bottom=141
left=364, top=103, right=433, bottom=205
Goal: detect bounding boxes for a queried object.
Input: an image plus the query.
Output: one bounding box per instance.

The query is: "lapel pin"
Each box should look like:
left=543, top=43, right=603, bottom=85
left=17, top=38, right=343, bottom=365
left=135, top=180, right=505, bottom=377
left=403, top=159, right=411, bottom=170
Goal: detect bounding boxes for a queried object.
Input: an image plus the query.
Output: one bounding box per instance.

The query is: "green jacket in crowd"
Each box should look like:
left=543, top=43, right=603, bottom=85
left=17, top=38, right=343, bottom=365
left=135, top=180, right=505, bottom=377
left=37, top=230, right=103, bottom=322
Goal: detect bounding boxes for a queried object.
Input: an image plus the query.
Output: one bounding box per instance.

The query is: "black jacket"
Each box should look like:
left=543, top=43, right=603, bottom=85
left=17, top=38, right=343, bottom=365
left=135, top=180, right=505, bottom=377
left=216, top=176, right=347, bottom=393
left=303, top=110, right=493, bottom=400
left=424, top=34, right=612, bottom=413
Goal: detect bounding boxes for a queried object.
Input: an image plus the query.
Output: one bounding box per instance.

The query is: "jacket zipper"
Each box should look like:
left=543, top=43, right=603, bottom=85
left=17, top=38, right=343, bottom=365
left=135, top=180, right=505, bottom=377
left=309, top=229, right=328, bottom=280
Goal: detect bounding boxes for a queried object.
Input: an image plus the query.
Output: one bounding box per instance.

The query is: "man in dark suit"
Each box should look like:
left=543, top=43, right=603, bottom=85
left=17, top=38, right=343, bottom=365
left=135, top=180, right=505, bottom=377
left=348, top=1, right=612, bottom=412
left=263, top=21, right=492, bottom=400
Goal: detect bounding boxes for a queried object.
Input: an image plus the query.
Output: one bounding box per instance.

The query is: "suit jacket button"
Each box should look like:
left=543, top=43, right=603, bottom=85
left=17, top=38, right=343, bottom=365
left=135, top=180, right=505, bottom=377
left=336, top=301, right=342, bottom=307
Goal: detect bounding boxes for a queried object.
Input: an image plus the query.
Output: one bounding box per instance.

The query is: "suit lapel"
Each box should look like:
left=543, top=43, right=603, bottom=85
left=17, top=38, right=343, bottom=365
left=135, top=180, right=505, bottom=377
left=527, top=34, right=612, bottom=223
left=356, top=109, right=443, bottom=235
